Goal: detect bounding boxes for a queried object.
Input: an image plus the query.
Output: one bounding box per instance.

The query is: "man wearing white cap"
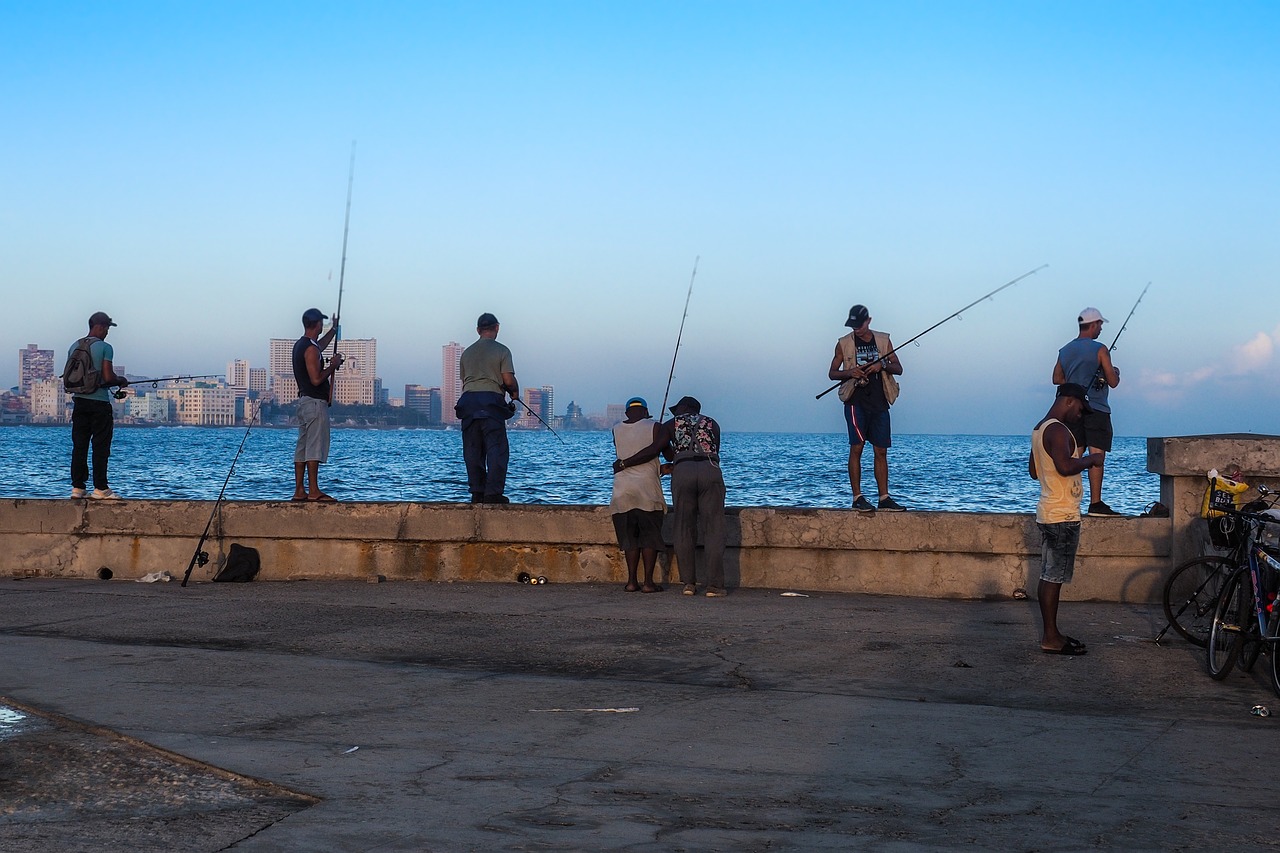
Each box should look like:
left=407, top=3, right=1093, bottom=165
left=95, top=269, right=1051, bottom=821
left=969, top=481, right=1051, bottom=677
left=1052, top=307, right=1121, bottom=516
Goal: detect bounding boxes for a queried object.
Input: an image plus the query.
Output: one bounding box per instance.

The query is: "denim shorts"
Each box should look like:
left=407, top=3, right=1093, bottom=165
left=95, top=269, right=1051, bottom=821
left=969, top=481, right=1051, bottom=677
left=844, top=402, right=891, bottom=448
left=1038, top=521, right=1081, bottom=584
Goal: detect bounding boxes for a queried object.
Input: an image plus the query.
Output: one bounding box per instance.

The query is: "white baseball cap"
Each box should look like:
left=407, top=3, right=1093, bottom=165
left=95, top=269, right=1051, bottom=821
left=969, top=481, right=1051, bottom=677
left=1078, top=307, right=1107, bottom=324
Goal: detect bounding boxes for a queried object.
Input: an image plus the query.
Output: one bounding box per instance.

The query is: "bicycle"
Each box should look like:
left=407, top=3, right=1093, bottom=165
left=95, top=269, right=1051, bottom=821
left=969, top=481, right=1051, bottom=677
left=1159, top=486, right=1279, bottom=647
left=1205, top=494, right=1280, bottom=691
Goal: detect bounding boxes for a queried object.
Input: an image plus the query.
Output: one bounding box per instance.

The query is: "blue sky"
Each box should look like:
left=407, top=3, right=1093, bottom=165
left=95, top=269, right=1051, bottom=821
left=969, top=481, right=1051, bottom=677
left=3, top=1, right=1277, bottom=435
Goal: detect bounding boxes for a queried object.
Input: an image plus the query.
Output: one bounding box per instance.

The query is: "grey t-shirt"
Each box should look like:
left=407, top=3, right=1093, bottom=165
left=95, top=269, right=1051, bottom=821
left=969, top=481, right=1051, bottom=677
left=459, top=337, right=514, bottom=394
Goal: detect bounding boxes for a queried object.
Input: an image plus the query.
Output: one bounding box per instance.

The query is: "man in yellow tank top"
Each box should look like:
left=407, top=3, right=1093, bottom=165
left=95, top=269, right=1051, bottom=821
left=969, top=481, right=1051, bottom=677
left=1029, top=383, right=1102, bottom=656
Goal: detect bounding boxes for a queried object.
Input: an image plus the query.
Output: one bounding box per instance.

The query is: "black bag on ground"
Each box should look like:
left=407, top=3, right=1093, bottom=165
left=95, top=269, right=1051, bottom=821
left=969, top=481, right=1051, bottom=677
left=213, top=543, right=260, bottom=582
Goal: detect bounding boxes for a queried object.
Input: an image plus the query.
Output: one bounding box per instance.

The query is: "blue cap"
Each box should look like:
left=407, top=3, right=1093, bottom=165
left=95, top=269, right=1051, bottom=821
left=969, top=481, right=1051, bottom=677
left=302, top=308, right=328, bottom=326
left=625, top=397, right=647, bottom=410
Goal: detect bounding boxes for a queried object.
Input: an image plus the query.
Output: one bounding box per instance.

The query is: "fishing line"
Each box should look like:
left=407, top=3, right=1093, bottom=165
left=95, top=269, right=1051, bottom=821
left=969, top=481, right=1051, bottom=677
left=816, top=264, right=1048, bottom=400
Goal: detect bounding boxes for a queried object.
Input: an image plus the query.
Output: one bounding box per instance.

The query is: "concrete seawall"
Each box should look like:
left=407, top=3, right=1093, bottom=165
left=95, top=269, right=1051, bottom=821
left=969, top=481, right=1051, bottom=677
left=2, top=499, right=1170, bottom=601
left=5, top=435, right=1275, bottom=602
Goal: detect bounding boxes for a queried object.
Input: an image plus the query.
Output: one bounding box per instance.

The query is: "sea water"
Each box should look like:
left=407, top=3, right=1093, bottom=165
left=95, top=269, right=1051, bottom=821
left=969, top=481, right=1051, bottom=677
left=0, top=426, right=1159, bottom=514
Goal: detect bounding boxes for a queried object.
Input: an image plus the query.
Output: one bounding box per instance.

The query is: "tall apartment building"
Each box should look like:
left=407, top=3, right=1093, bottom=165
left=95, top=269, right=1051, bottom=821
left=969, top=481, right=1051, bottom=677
left=441, top=342, right=463, bottom=424
left=269, top=337, right=378, bottom=406
left=20, top=344, right=55, bottom=395
left=126, top=393, right=172, bottom=422
left=226, top=359, right=250, bottom=389
left=268, top=338, right=297, bottom=404
left=248, top=368, right=268, bottom=397
left=518, top=385, right=556, bottom=430
left=606, top=403, right=626, bottom=424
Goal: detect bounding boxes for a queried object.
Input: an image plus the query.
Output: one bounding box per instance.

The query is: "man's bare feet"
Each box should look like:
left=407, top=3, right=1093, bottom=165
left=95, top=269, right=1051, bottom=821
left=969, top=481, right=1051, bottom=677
left=290, top=491, right=308, bottom=502
left=640, top=584, right=664, bottom=593
left=624, top=583, right=640, bottom=592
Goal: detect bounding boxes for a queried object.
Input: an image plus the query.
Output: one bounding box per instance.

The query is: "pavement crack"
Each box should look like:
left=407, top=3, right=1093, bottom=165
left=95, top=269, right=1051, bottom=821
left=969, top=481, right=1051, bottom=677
left=712, top=648, right=754, bottom=690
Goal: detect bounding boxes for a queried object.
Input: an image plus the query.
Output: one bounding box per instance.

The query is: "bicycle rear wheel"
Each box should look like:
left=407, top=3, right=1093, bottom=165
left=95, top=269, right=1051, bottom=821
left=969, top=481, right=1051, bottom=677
left=1162, top=556, right=1235, bottom=647
left=1207, top=569, right=1248, bottom=680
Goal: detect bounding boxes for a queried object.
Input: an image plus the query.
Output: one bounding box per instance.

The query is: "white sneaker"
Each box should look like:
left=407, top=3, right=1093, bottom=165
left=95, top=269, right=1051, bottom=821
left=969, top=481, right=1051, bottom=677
left=91, top=488, right=122, bottom=500
left=70, top=487, right=87, bottom=499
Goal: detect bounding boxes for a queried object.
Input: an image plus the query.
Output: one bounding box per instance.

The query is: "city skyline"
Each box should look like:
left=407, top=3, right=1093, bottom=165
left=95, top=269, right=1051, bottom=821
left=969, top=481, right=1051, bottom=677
left=3, top=4, right=1278, bottom=436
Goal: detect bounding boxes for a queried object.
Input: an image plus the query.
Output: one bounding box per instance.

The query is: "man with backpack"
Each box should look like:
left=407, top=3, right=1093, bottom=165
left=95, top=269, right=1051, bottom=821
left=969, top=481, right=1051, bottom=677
left=65, top=311, right=128, bottom=499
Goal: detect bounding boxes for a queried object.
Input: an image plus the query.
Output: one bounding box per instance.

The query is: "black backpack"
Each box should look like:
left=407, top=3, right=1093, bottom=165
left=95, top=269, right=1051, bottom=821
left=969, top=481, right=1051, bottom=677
left=62, top=337, right=101, bottom=394
left=213, top=543, right=261, bottom=582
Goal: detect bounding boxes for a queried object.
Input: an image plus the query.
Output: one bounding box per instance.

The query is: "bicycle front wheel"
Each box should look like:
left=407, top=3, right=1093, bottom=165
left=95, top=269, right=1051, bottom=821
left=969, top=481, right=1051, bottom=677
left=1163, top=556, right=1235, bottom=647
left=1207, top=569, right=1249, bottom=680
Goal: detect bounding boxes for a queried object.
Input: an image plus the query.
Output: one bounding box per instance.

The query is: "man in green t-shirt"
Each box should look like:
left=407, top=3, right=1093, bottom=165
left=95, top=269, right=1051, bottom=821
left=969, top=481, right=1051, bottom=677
left=456, top=313, right=519, bottom=504
left=68, top=311, right=129, bottom=499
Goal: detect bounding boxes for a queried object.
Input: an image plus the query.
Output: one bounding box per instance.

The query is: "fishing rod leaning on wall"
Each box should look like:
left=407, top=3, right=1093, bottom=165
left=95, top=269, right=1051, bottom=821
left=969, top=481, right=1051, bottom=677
left=816, top=264, right=1049, bottom=401
left=181, top=399, right=260, bottom=587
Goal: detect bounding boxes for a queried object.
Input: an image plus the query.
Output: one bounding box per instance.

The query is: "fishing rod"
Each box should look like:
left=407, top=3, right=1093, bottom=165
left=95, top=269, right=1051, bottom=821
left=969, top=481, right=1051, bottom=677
left=108, top=375, right=222, bottom=399
left=659, top=256, right=699, bottom=419
left=1088, top=281, right=1150, bottom=391
left=328, top=141, right=356, bottom=406
left=181, top=400, right=259, bottom=587
left=515, top=396, right=567, bottom=444
left=816, top=264, right=1049, bottom=400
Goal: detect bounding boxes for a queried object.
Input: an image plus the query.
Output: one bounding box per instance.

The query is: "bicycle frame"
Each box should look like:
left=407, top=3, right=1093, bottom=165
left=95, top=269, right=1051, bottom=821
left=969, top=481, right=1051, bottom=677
left=1241, top=522, right=1280, bottom=644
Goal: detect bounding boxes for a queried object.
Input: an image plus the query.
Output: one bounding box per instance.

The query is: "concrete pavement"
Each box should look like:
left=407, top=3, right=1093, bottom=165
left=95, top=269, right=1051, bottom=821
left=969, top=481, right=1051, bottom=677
left=1, top=579, right=1276, bottom=851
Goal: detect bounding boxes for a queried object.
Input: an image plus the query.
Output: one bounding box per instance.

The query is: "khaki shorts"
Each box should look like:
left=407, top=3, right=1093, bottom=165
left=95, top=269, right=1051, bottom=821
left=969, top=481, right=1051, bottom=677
left=295, top=396, right=331, bottom=464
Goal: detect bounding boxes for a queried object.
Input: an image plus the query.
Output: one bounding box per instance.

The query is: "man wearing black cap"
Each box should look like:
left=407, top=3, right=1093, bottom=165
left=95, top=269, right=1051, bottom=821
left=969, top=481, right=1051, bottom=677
left=828, top=304, right=904, bottom=513
left=291, top=308, right=343, bottom=501
left=1029, top=383, right=1103, bottom=656
left=457, top=313, right=519, bottom=504
left=615, top=395, right=726, bottom=596
left=1053, top=307, right=1121, bottom=516
left=66, top=311, right=129, bottom=499
left=609, top=397, right=668, bottom=592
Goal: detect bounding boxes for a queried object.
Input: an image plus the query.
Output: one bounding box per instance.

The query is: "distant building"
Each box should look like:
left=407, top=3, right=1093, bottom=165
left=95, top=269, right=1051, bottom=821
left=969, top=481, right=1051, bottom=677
left=606, top=403, right=626, bottom=424
left=248, top=368, right=268, bottom=398
left=158, top=383, right=236, bottom=425
left=19, top=344, right=55, bottom=396
left=29, top=378, right=69, bottom=423
left=268, top=338, right=297, bottom=405
left=331, top=338, right=377, bottom=406
left=405, top=384, right=442, bottom=424
left=126, top=393, right=171, bottom=422
left=226, top=359, right=250, bottom=389
left=441, top=342, right=463, bottom=424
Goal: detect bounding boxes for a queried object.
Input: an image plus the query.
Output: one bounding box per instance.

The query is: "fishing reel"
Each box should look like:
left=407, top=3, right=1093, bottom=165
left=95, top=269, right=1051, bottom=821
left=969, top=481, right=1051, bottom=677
left=194, top=549, right=209, bottom=568
left=112, top=389, right=128, bottom=400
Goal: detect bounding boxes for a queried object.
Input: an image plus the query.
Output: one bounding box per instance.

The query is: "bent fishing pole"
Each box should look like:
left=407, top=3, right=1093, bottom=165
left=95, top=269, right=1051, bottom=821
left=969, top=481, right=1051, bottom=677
left=1088, top=281, right=1149, bottom=391
left=181, top=400, right=259, bottom=587
left=659, top=256, right=699, bottom=419
left=328, top=141, right=356, bottom=406
left=515, top=396, right=566, bottom=444
left=816, top=264, right=1049, bottom=400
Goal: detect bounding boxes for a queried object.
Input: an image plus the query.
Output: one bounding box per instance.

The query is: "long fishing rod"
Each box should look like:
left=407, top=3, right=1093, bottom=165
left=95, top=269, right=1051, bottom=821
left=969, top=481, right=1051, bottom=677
left=1088, top=281, right=1150, bottom=391
left=515, top=396, right=566, bottom=444
left=659, top=256, right=699, bottom=419
left=108, top=374, right=223, bottom=399
left=816, top=264, right=1048, bottom=400
left=181, top=400, right=259, bottom=587
left=328, top=141, right=356, bottom=407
